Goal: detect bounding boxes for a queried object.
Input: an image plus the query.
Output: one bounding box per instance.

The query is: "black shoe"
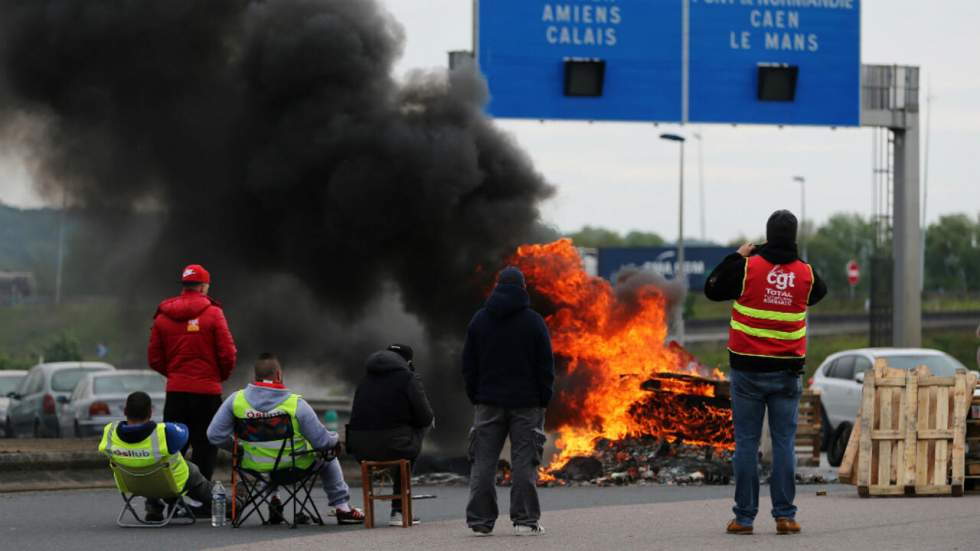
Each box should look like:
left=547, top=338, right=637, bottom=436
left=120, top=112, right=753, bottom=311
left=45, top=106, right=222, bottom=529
left=268, top=497, right=285, bottom=525
left=294, top=512, right=311, bottom=525
left=189, top=504, right=212, bottom=519
left=145, top=509, right=164, bottom=523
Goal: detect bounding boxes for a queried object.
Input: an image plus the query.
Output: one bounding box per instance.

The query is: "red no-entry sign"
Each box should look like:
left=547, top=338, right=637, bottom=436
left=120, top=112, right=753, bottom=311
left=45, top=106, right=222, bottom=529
left=847, top=260, right=860, bottom=287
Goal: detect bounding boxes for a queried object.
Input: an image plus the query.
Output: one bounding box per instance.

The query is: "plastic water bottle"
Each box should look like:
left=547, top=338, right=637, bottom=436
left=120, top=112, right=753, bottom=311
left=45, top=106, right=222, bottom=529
left=211, top=481, right=226, bottom=527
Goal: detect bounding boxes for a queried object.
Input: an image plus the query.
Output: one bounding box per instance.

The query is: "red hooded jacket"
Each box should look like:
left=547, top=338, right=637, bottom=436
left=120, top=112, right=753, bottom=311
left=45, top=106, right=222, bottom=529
left=148, top=289, right=237, bottom=395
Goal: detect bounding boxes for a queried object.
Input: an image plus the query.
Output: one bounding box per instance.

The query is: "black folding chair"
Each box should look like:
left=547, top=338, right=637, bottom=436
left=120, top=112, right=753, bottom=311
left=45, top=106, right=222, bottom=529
left=231, top=414, right=326, bottom=528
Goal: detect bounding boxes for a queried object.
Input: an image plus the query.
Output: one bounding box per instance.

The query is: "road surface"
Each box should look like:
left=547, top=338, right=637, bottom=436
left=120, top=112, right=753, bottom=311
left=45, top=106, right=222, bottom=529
left=2, top=483, right=978, bottom=550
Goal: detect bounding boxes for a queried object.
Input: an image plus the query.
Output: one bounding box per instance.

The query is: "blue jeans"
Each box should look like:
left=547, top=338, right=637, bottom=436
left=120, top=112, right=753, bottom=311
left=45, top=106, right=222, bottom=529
left=730, top=369, right=801, bottom=525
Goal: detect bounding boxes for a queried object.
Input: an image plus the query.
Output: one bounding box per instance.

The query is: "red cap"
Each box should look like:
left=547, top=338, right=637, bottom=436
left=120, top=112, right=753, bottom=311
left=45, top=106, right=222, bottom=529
left=181, top=264, right=210, bottom=284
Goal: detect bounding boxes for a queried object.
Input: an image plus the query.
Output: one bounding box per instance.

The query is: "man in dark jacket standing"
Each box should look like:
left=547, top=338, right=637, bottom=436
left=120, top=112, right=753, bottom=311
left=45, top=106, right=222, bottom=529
left=704, top=211, right=827, bottom=536
left=148, top=264, right=237, bottom=480
left=347, top=344, right=434, bottom=526
left=462, top=266, right=554, bottom=537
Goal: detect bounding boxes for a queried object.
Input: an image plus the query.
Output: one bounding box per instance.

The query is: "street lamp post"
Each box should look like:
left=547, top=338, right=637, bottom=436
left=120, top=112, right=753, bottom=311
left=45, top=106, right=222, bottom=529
left=793, top=176, right=806, bottom=260
left=660, top=133, right=686, bottom=345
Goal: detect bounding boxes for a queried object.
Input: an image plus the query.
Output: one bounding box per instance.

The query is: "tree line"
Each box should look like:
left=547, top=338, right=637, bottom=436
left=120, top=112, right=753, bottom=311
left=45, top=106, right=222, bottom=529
left=566, top=212, right=980, bottom=298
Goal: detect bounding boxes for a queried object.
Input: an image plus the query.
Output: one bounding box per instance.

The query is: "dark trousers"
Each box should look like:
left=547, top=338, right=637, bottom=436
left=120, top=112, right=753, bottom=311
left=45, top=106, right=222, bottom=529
left=466, top=405, right=546, bottom=530
left=390, top=461, right=415, bottom=513
left=146, top=460, right=212, bottom=513
left=163, top=391, right=223, bottom=480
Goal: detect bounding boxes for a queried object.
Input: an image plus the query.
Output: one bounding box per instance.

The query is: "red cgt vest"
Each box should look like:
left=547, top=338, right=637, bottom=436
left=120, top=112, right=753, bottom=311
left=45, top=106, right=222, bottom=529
left=728, top=255, right=815, bottom=359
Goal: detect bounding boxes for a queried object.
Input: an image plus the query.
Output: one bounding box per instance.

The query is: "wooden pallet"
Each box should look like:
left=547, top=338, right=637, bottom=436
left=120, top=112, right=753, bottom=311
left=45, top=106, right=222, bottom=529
left=837, top=414, right=861, bottom=485
left=854, top=360, right=976, bottom=497
left=964, top=396, right=980, bottom=494
left=796, top=390, right=822, bottom=467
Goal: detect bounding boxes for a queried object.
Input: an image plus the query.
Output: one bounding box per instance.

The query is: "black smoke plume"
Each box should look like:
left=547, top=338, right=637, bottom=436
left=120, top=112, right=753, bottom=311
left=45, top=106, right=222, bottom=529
left=0, top=0, right=555, bottom=449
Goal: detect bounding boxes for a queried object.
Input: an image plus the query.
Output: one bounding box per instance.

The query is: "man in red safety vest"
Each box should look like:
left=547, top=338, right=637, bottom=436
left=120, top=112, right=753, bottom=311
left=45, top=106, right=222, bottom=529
left=704, top=210, right=827, bottom=536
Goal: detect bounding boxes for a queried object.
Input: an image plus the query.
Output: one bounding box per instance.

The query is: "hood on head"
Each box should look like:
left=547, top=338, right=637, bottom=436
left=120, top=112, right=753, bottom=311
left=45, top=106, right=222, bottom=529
left=156, top=290, right=214, bottom=321
left=365, top=350, right=411, bottom=375
left=485, top=282, right=530, bottom=318
left=766, top=210, right=798, bottom=246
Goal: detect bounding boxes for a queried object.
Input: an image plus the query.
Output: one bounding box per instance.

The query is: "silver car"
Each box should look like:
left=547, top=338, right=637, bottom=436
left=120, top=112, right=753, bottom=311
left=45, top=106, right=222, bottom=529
left=65, top=370, right=166, bottom=438
left=5, top=362, right=115, bottom=438
left=810, top=348, right=975, bottom=466
left=0, top=370, right=28, bottom=438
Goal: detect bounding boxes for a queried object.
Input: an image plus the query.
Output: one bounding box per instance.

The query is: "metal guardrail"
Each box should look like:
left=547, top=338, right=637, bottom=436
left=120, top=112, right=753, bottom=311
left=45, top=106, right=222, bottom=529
left=687, top=310, right=980, bottom=332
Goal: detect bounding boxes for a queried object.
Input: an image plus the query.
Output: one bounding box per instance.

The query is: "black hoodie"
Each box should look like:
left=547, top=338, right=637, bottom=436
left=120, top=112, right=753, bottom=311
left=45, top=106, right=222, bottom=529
left=703, top=242, right=827, bottom=373
left=347, top=350, right=435, bottom=461
left=349, top=350, right=434, bottom=431
left=461, top=283, right=555, bottom=408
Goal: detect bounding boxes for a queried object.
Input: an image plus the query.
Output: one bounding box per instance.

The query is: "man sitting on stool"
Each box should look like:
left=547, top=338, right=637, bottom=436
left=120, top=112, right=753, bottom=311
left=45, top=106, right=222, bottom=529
left=99, top=391, right=214, bottom=521
left=348, top=344, right=434, bottom=526
left=207, top=353, right=365, bottom=525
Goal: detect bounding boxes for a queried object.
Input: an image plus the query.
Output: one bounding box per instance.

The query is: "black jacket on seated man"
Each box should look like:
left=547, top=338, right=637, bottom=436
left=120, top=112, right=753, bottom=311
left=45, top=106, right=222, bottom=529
left=347, top=348, right=434, bottom=462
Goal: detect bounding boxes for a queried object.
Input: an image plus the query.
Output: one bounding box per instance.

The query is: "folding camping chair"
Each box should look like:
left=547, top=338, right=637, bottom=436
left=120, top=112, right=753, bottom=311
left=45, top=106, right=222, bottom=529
left=108, top=459, right=196, bottom=528
left=231, top=413, right=326, bottom=528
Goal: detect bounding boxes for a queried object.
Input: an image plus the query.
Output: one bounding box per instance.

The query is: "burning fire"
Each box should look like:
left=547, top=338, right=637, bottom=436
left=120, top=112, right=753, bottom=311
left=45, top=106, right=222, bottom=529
left=508, top=239, right=732, bottom=475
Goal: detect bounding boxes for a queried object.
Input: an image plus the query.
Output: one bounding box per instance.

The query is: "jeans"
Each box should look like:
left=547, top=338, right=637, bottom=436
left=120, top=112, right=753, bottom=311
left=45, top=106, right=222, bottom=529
left=730, top=369, right=801, bottom=525
left=319, top=457, right=351, bottom=507
left=466, top=405, right=546, bottom=531
left=164, top=392, right=223, bottom=480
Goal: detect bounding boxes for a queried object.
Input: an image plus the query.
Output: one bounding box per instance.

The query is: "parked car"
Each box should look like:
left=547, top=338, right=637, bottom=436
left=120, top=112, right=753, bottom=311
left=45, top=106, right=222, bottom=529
left=5, top=362, right=115, bottom=438
left=810, top=348, right=975, bottom=466
left=65, top=370, right=165, bottom=437
left=0, top=370, right=28, bottom=438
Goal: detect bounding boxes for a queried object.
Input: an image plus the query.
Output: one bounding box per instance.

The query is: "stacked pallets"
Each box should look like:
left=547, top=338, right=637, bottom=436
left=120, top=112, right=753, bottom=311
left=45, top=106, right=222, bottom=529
left=795, top=390, right=822, bottom=467
left=837, top=359, right=977, bottom=497
left=966, top=396, right=980, bottom=494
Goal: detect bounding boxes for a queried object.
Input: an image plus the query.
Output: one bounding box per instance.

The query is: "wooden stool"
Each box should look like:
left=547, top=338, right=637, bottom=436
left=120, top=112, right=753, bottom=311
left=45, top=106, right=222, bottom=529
left=360, top=459, right=412, bottom=528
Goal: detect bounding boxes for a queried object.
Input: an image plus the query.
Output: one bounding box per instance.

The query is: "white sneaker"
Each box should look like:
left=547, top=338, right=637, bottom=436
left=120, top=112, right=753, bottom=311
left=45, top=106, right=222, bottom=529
left=389, top=512, right=420, bottom=526
left=514, top=524, right=545, bottom=536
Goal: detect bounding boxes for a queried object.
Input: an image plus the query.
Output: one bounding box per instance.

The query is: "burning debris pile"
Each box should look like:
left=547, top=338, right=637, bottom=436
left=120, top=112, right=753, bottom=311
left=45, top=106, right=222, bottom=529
left=552, top=437, right=733, bottom=486
left=510, top=240, right=735, bottom=485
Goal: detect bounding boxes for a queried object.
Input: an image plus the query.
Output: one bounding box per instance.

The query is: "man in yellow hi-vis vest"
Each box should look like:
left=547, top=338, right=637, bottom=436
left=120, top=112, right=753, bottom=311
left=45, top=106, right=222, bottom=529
left=99, top=391, right=215, bottom=521
left=207, top=353, right=364, bottom=525
left=705, top=210, right=827, bottom=536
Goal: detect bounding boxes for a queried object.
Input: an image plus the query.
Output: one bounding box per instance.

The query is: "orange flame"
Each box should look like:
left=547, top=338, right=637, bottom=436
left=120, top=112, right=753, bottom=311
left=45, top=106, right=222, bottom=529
left=509, top=239, right=732, bottom=475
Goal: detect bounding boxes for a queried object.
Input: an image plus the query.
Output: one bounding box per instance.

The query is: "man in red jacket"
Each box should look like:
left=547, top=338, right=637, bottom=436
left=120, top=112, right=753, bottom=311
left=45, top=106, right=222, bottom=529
left=148, top=264, right=237, bottom=480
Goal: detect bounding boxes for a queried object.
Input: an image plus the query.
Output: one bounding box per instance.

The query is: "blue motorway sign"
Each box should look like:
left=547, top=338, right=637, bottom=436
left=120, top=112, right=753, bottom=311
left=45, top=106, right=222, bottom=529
left=689, top=0, right=861, bottom=125
left=477, top=0, right=683, bottom=121
left=597, top=246, right=732, bottom=290
left=476, top=0, right=861, bottom=126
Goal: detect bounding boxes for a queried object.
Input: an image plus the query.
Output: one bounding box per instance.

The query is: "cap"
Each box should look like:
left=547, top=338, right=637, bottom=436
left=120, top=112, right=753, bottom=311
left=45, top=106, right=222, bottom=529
left=181, top=264, right=210, bottom=284
left=386, top=343, right=414, bottom=363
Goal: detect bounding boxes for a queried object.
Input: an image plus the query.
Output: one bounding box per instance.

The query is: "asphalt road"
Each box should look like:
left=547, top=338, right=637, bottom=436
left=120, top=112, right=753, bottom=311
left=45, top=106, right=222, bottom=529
left=3, top=483, right=978, bottom=550
left=0, top=483, right=794, bottom=550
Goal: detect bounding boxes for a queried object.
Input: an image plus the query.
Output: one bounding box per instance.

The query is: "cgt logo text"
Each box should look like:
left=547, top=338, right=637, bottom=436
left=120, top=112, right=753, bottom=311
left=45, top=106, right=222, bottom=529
left=767, top=267, right=797, bottom=291
left=111, top=449, right=152, bottom=458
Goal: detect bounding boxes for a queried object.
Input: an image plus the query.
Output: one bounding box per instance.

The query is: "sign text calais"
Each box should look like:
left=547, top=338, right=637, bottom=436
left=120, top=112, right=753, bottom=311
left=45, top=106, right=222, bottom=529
left=477, top=0, right=861, bottom=126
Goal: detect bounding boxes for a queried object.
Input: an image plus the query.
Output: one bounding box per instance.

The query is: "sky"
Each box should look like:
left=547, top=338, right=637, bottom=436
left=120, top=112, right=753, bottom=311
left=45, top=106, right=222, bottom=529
left=1, top=0, right=978, bottom=243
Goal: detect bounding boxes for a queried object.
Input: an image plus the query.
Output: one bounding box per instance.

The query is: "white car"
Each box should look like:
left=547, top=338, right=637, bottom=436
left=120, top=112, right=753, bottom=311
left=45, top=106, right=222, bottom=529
left=0, top=370, right=28, bottom=438
left=810, top=348, right=975, bottom=466
left=64, top=370, right=165, bottom=438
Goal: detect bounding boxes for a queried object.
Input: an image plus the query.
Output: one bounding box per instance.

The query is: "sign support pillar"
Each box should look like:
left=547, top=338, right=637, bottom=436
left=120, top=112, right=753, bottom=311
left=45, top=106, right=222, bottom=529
left=892, top=118, right=922, bottom=346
